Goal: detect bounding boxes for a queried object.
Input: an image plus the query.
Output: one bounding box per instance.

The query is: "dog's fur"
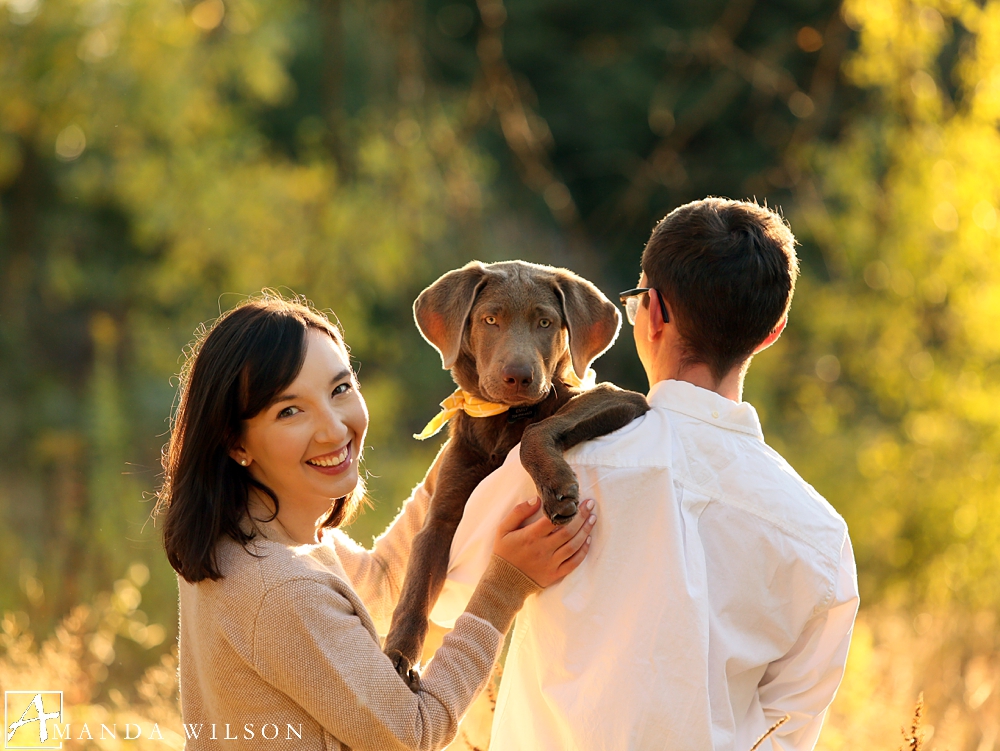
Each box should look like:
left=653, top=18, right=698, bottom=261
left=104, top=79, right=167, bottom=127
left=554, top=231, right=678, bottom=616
left=383, top=260, right=649, bottom=685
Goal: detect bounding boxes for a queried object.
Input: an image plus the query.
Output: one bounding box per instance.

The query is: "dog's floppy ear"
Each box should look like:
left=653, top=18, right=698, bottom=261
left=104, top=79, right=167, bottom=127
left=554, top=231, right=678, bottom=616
left=553, top=270, right=621, bottom=378
left=414, top=261, right=489, bottom=369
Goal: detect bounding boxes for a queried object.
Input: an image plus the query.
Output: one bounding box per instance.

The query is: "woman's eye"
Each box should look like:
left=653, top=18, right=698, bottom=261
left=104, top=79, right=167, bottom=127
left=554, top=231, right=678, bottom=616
left=539, top=319, right=551, bottom=328
left=332, top=382, right=352, bottom=397
left=484, top=316, right=497, bottom=325
left=278, top=406, right=301, bottom=418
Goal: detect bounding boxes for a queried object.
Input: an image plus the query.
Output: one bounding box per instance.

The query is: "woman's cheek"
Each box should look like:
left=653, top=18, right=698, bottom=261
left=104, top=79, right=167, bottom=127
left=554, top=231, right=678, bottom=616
left=284, top=418, right=314, bottom=468
left=354, top=392, right=370, bottom=441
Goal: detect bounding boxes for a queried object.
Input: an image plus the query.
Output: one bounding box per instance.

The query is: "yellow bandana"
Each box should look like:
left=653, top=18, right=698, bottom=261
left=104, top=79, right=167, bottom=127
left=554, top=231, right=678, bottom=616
left=413, top=391, right=509, bottom=440
left=413, top=368, right=597, bottom=440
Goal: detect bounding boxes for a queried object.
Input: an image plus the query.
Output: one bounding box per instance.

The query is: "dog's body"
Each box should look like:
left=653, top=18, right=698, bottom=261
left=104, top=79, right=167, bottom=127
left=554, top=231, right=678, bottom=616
left=383, top=261, right=649, bottom=684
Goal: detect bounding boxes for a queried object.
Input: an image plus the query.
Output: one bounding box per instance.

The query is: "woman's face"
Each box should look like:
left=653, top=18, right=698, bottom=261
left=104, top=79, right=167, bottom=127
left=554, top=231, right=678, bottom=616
left=237, top=328, right=368, bottom=513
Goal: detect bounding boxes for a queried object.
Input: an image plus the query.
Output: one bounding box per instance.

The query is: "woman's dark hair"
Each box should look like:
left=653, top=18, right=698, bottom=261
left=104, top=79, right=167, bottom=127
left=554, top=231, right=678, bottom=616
left=642, top=197, right=799, bottom=382
left=156, top=291, right=364, bottom=583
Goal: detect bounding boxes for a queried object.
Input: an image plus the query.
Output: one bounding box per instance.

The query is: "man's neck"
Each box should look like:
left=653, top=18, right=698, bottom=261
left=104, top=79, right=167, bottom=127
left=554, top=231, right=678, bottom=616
left=648, top=359, right=745, bottom=403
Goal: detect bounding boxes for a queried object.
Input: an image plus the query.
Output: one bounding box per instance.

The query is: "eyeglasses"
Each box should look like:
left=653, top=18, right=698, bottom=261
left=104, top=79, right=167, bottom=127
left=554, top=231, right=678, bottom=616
left=619, top=287, right=670, bottom=325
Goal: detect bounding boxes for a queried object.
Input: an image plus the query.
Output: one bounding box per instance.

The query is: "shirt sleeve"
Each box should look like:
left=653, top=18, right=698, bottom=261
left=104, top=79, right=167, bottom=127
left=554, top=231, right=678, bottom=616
left=431, top=445, right=539, bottom=628
left=251, top=558, right=539, bottom=751
left=329, top=446, right=446, bottom=632
left=757, top=534, right=860, bottom=751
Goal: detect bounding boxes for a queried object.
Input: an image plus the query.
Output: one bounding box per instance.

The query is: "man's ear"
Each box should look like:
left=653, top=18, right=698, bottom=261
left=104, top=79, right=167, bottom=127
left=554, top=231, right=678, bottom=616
left=552, top=269, right=621, bottom=378
left=414, top=262, right=490, bottom=369
left=753, top=316, right=787, bottom=354
left=646, top=289, right=669, bottom=338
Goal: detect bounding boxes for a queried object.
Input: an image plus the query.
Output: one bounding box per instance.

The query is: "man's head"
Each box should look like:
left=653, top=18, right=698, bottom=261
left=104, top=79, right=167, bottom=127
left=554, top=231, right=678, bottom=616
left=638, top=197, right=799, bottom=385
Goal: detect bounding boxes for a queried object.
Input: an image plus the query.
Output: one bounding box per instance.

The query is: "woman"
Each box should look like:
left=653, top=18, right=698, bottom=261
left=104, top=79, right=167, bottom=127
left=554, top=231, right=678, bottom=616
left=156, top=293, right=596, bottom=750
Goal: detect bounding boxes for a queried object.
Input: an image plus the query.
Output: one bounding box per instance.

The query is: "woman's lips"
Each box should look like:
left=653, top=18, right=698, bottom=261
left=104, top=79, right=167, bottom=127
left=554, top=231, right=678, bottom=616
left=305, top=443, right=353, bottom=476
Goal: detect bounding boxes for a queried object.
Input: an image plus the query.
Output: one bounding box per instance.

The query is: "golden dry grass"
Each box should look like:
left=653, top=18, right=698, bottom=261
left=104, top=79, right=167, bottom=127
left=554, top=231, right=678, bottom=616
left=3, top=590, right=997, bottom=751
left=0, top=583, right=184, bottom=749
left=817, top=607, right=998, bottom=751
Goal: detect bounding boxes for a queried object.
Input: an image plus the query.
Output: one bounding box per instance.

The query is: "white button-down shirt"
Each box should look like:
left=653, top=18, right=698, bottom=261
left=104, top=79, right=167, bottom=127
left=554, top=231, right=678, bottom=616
left=431, top=379, right=859, bottom=751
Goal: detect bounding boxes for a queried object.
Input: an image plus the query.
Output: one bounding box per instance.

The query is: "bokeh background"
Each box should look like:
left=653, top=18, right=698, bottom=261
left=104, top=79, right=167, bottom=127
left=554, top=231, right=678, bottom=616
left=2, top=0, right=1000, bottom=747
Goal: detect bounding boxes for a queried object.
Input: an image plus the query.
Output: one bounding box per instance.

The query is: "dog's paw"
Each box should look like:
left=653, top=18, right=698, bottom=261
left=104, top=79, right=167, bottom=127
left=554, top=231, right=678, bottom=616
left=541, top=480, right=580, bottom=525
left=386, top=649, right=422, bottom=693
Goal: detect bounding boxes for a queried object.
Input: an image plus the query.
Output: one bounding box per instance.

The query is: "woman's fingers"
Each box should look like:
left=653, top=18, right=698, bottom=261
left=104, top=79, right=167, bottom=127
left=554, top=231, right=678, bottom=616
left=554, top=506, right=596, bottom=563
left=549, top=500, right=594, bottom=544
left=555, top=533, right=592, bottom=580
left=492, top=499, right=598, bottom=588
left=495, top=497, right=541, bottom=540
left=520, top=498, right=593, bottom=542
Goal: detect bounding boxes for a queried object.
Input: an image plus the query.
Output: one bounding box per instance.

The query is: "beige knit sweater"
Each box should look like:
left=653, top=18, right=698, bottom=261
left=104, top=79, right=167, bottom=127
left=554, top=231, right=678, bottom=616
left=177, top=462, right=539, bottom=751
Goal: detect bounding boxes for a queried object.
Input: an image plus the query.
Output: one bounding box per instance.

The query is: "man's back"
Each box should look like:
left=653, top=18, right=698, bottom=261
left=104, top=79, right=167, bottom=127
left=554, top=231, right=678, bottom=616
left=434, top=379, right=858, bottom=751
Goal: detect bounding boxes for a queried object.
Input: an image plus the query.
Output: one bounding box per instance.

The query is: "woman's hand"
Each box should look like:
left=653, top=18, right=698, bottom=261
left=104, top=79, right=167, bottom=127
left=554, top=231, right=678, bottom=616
left=492, top=498, right=596, bottom=588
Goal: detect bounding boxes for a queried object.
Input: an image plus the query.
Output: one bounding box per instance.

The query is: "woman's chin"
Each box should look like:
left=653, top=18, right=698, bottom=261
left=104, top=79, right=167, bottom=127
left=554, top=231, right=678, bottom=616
left=317, top=465, right=359, bottom=500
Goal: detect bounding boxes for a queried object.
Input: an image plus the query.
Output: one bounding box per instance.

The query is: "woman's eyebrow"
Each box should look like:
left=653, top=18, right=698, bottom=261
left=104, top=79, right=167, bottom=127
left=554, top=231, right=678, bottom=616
left=272, top=369, right=353, bottom=404
left=330, top=368, right=352, bottom=384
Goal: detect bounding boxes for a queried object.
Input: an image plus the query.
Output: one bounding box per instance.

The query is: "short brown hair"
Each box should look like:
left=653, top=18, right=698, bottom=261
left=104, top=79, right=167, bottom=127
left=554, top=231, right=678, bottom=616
left=641, top=197, right=798, bottom=381
left=156, top=291, right=365, bottom=583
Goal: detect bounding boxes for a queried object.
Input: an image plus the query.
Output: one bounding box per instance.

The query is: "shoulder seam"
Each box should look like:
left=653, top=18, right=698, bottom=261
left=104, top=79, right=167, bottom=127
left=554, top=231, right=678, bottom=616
left=814, top=526, right=849, bottom=615
left=675, top=476, right=843, bottom=571
left=250, top=574, right=350, bottom=667
left=695, top=480, right=845, bottom=616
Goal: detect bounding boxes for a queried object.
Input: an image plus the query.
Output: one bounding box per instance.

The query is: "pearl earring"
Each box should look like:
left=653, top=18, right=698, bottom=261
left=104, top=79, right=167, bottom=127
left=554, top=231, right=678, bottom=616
left=240, top=459, right=248, bottom=466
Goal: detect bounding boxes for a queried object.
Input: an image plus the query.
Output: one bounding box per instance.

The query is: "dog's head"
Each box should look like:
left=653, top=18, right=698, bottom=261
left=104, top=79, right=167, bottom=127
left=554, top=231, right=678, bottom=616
left=414, top=260, right=621, bottom=405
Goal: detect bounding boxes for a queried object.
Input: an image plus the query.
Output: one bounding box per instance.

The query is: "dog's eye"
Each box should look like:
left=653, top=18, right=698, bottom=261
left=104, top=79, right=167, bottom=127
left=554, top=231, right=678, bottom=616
left=484, top=316, right=497, bottom=325
left=539, top=319, right=551, bottom=328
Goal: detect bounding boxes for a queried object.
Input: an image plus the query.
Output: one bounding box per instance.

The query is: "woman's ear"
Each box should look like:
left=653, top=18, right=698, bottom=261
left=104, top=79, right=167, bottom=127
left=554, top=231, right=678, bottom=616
left=229, top=448, right=251, bottom=467
left=753, top=316, right=787, bottom=354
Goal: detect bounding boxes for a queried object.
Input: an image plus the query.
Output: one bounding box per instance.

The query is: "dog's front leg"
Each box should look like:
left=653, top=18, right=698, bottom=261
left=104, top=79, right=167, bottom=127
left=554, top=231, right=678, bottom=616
left=521, top=383, right=649, bottom=523
left=383, top=442, right=487, bottom=689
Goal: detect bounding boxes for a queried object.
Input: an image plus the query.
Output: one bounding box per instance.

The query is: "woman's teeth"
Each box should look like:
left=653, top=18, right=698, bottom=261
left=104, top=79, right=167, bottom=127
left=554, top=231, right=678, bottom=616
left=307, top=445, right=350, bottom=467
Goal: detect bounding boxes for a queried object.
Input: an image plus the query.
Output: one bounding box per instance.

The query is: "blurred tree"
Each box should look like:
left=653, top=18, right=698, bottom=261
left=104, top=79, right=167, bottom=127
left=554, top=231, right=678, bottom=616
left=3, top=0, right=998, bottom=701
left=750, top=0, right=1000, bottom=610
left=0, top=0, right=491, bottom=634
left=417, top=0, right=853, bottom=388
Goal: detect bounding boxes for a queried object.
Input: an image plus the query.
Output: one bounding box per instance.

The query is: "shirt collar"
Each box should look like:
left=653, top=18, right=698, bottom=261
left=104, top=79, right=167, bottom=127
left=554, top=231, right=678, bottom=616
left=646, top=379, right=764, bottom=441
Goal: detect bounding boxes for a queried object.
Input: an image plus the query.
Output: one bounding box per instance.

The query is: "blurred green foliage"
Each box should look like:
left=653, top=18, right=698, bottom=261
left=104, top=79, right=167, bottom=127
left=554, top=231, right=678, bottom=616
left=751, top=0, right=1000, bottom=611
left=1, top=0, right=998, bottom=702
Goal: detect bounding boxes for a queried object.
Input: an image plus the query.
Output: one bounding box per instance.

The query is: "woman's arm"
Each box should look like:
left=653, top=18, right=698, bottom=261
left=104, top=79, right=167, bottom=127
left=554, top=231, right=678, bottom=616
left=331, top=445, right=446, bottom=629
left=252, top=499, right=592, bottom=750
left=251, top=556, right=538, bottom=751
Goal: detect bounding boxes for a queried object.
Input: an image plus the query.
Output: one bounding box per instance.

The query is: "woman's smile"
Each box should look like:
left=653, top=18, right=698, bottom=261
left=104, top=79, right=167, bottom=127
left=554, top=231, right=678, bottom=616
left=306, top=443, right=353, bottom=474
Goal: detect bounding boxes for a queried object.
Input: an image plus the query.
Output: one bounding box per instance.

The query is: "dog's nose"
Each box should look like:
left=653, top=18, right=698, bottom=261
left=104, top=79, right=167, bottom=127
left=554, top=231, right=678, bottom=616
left=501, top=364, right=534, bottom=387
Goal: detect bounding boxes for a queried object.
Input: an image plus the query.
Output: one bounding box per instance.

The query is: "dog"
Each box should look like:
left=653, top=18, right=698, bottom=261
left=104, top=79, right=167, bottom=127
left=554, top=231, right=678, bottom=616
left=383, top=260, right=650, bottom=686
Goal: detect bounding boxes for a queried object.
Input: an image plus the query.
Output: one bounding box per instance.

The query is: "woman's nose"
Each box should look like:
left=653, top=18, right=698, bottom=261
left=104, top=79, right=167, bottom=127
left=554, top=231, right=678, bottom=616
left=315, top=404, right=350, bottom=444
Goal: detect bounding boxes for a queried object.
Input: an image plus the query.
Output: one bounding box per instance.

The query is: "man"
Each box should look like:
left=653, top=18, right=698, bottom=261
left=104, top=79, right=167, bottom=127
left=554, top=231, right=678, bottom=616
left=431, top=197, right=859, bottom=751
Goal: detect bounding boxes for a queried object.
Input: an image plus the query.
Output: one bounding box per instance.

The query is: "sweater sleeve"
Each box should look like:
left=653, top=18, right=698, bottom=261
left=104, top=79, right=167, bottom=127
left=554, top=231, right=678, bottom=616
left=251, top=558, right=539, bottom=751
left=330, top=445, right=446, bottom=631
